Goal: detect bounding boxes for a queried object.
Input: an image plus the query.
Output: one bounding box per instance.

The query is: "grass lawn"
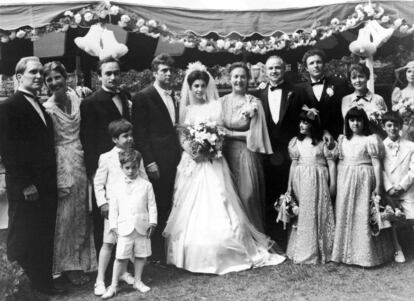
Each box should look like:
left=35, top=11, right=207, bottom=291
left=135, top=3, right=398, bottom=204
left=51, top=227, right=414, bottom=301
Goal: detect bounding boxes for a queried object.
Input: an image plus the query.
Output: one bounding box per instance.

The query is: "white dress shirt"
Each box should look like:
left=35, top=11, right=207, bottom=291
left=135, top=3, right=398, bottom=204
left=19, top=88, right=47, bottom=125
left=268, top=85, right=282, bottom=124
left=102, top=86, right=123, bottom=115
left=311, top=79, right=324, bottom=102
left=154, top=82, right=176, bottom=125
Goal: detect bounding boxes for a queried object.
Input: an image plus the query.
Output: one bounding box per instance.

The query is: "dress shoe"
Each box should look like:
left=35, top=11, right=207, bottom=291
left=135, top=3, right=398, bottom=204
left=394, top=250, right=406, bottom=263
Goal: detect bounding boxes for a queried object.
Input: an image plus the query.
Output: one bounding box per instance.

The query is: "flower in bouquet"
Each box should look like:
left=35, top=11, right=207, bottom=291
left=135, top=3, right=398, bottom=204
left=368, top=108, right=386, bottom=126
left=181, top=121, right=225, bottom=162
left=240, top=99, right=258, bottom=120
left=369, top=194, right=392, bottom=236
left=392, top=96, right=414, bottom=125
left=274, top=192, right=299, bottom=230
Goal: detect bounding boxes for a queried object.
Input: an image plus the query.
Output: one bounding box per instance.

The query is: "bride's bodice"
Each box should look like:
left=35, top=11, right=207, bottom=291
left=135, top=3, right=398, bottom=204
left=183, top=100, right=223, bottom=125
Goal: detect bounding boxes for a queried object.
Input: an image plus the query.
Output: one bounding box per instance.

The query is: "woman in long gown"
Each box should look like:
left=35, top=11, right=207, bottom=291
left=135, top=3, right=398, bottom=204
left=392, top=60, right=414, bottom=141
left=163, top=62, right=285, bottom=275
left=220, top=62, right=273, bottom=233
left=43, top=61, right=95, bottom=284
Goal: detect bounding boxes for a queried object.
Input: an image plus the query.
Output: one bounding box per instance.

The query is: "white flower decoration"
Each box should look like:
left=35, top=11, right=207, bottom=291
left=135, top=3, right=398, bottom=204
left=109, top=5, right=120, bottom=15
left=84, top=12, right=93, bottom=22
left=16, top=30, right=26, bottom=39
left=326, top=86, right=334, bottom=97
left=74, top=13, right=82, bottom=24
left=1, top=35, right=10, bottom=43
left=64, top=11, right=74, bottom=18
left=139, top=26, right=149, bottom=34
left=147, top=19, right=157, bottom=27
left=120, top=14, right=130, bottom=23
left=136, top=18, right=145, bottom=27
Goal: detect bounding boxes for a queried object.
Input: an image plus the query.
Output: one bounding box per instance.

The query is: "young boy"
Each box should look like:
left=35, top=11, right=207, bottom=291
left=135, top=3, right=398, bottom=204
left=102, top=149, right=157, bottom=299
left=382, top=111, right=414, bottom=263
left=93, top=119, right=147, bottom=295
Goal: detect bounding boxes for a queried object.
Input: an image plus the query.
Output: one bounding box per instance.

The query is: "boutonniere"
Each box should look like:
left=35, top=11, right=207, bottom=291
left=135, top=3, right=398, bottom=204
left=326, top=86, right=334, bottom=98
left=287, top=91, right=293, bottom=99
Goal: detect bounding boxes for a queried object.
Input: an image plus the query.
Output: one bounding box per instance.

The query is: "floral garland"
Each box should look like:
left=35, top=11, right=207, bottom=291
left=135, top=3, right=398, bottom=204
left=0, top=2, right=413, bottom=54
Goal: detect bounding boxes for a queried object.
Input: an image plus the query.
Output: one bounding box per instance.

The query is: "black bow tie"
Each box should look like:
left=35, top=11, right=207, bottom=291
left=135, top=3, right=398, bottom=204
left=270, top=85, right=281, bottom=91
left=21, top=91, right=41, bottom=103
left=106, top=90, right=121, bottom=97
left=355, top=95, right=368, bottom=101
left=311, top=79, right=325, bottom=86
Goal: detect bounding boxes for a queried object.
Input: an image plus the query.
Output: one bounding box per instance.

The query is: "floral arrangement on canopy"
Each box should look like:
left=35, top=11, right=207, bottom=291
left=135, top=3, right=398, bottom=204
left=0, top=2, right=413, bottom=55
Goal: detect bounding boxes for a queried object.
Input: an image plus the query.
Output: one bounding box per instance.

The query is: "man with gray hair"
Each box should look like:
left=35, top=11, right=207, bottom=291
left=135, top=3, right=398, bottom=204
left=254, top=55, right=301, bottom=250
left=0, top=57, right=62, bottom=294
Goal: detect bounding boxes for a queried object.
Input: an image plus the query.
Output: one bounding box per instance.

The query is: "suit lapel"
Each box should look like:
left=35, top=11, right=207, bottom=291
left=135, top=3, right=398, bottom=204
left=278, top=83, right=291, bottom=123
left=391, top=141, right=411, bottom=173
left=149, top=85, right=174, bottom=126
left=16, top=92, right=49, bottom=131
left=261, top=85, right=271, bottom=121
left=98, top=89, right=123, bottom=119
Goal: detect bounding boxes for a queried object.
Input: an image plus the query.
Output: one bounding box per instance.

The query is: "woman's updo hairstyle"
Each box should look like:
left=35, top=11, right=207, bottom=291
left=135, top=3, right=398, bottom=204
left=186, top=70, right=210, bottom=87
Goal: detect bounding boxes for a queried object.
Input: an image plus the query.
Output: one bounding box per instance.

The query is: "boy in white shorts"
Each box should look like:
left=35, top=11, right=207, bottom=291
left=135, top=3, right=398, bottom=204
left=102, top=149, right=157, bottom=299
left=383, top=111, right=414, bottom=263
left=93, top=119, right=147, bottom=295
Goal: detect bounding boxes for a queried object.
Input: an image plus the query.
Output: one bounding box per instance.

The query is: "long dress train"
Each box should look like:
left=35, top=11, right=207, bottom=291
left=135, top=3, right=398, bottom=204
left=163, top=101, right=285, bottom=275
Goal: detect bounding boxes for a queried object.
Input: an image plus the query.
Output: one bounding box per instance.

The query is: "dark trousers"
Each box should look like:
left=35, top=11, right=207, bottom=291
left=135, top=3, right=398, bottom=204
left=7, top=199, right=56, bottom=290
left=264, top=160, right=290, bottom=252
left=150, top=164, right=177, bottom=262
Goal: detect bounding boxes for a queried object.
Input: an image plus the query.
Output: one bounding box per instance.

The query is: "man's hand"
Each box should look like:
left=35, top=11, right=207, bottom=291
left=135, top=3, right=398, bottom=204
left=147, top=224, right=157, bottom=239
left=23, top=184, right=39, bottom=202
left=146, top=163, right=160, bottom=181
left=100, top=203, right=109, bottom=219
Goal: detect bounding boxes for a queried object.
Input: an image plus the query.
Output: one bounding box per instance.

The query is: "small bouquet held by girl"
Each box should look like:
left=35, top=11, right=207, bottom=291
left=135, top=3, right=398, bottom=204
left=274, top=192, right=299, bottom=230
left=179, top=121, right=225, bottom=162
left=369, top=194, right=398, bottom=236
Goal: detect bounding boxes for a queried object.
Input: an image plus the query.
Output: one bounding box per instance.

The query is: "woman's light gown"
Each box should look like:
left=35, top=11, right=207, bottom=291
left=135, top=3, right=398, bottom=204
left=163, top=101, right=285, bottom=275
left=44, top=89, right=96, bottom=273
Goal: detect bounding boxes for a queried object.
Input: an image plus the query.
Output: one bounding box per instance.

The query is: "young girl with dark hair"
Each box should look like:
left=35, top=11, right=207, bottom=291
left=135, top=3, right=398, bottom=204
left=332, top=107, right=393, bottom=267
left=286, top=106, right=336, bottom=264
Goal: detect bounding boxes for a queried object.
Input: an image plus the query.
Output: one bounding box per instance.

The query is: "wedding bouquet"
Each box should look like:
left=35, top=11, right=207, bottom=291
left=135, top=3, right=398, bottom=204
left=369, top=194, right=393, bottom=236
left=392, top=96, right=414, bottom=124
left=240, top=99, right=258, bottom=120
left=274, top=192, right=299, bottom=230
left=180, top=121, right=225, bottom=162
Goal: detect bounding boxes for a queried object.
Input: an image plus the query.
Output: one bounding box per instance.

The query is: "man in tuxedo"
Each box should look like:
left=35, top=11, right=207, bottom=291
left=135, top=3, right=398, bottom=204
left=0, top=57, right=62, bottom=294
left=254, top=56, right=301, bottom=250
left=80, top=57, right=131, bottom=253
left=132, top=53, right=181, bottom=263
left=295, top=48, right=351, bottom=142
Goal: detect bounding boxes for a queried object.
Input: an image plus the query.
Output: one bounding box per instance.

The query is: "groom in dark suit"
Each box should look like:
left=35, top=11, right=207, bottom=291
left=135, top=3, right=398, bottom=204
left=0, top=57, right=62, bottom=294
left=295, top=48, right=351, bottom=142
left=132, top=53, right=181, bottom=262
left=80, top=57, right=131, bottom=253
left=254, top=56, right=301, bottom=250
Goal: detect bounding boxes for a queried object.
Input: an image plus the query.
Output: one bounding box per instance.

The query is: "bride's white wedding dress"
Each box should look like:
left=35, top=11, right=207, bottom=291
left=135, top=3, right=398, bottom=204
left=163, top=101, right=285, bottom=275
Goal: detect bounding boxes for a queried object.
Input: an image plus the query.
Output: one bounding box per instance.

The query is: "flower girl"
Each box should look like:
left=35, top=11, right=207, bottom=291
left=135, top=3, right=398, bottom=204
left=332, top=107, right=393, bottom=267
left=285, top=106, right=336, bottom=264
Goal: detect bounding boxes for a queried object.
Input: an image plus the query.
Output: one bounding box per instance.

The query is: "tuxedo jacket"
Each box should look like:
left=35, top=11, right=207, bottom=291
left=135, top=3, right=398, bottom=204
left=0, top=91, right=57, bottom=203
left=109, top=177, right=157, bottom=236
left=131, top=84, right=181, bottom=171
left=0, top=91, right=57, bottom=262
left=80, top=89, right=130, bottom=177
left=254, top=81, right=301, bottom=162
left=383, top=138, right=414, bottom=201
left=295, top=76, right=350, bottom=139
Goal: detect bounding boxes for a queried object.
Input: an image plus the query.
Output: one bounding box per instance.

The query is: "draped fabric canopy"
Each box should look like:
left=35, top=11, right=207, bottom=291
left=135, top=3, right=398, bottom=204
left=1, top=0, right=414, bottom=37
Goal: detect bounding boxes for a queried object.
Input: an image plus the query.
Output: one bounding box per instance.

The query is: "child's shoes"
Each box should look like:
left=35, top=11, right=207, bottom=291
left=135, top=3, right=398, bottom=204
left=120, top=272, right=135, bottom=285
left=94, top=281, right=106, bottom=296
left=101, top=285, right=117, bottom=299
left=394, top=250, right=406, bottom=263
left=133, top=280, right=150, bottom=293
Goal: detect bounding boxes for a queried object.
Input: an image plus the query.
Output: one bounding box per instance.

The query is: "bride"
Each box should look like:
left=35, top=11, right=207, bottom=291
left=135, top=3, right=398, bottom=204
left=163, top=62, right=285, bottom=275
